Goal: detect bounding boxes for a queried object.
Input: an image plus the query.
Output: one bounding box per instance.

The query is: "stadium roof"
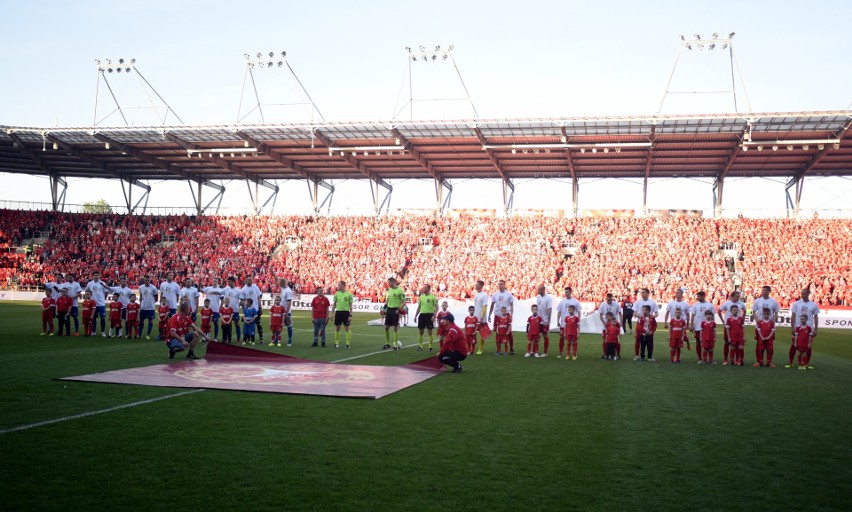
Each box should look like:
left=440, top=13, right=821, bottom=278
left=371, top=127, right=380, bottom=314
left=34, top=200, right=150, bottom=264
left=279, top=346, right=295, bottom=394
left=2, top=111, right=850, bottom=185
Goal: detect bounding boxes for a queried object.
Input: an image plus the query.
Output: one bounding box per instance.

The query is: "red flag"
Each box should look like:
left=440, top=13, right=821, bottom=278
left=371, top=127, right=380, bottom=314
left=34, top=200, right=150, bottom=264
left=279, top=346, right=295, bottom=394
left=477, top=322, right=492, bottom=340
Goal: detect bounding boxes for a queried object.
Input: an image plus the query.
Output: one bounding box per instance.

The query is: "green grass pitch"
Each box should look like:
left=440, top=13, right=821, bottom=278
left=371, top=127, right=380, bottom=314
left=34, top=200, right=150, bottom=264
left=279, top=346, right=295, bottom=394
left=1, top=301, right=850, bottom=511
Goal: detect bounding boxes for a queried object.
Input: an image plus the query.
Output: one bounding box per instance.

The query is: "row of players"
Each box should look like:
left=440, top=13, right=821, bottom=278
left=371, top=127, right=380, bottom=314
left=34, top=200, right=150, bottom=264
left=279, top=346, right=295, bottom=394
left=398, top=281, right=821, bottom=370
left=38, top=273, right=822, bottom=369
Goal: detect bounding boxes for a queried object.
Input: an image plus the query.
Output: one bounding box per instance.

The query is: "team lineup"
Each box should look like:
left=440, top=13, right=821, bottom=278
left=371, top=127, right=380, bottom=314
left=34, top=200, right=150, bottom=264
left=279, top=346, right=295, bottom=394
left=39, top=270, right=822, bottom=372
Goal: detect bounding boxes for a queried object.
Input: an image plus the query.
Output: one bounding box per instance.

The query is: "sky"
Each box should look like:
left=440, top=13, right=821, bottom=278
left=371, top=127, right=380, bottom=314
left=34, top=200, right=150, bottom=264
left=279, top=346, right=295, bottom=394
left=1, top=0, right=851, bottom=216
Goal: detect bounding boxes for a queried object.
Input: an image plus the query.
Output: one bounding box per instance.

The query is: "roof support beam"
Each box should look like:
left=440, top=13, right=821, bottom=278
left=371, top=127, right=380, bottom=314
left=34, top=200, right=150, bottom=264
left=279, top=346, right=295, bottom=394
left=560, top=127, right=579, bottom=217
left=307, top=178, right=335, bottom=215
left=642, top=125, right=658, bottom=217
left=121, top=176, right=151, bottom=214
left=797, top=118, right=852, bottom=179
left=785, top=175, right=804, bottom=218
left=391, top=128, right=452, bottom=212
left=189, top=180, right=225, bottom=216
left=246, top=179, right=278, bottom=215
left=165, top=132, right=278, bottom=192
left=8, top=132, right=68, bottom=211
left=313, top=128, right=393, bottom=214
left=92, top=133, right=200, bottom=181
left=474, top=127, right=513, bottom=214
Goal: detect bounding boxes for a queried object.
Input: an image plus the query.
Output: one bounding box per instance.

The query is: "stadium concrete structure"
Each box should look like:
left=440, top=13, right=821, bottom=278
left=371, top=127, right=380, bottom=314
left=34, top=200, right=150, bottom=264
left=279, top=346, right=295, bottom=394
left=1, top=111, right=850, bottom=216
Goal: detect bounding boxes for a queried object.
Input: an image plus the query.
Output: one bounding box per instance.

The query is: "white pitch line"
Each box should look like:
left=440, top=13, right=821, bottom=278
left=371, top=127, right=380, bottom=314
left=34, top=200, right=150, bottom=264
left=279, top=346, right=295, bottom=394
left=330, top=343, right=423, bottom=363
left=0, top=389, right=204, bottom=435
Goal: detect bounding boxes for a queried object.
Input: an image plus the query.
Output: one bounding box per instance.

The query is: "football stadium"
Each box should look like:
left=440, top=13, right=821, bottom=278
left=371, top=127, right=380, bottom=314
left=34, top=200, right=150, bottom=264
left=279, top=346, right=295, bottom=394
left=1, top=2, right=851, bottom=511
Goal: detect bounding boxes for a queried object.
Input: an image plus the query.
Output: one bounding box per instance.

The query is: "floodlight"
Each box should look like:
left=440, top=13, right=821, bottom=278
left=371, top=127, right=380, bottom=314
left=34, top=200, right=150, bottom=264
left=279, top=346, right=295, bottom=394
left=125, top=67, right=131, bottom=72
left=709, top=43, right=715, bottom=50
left=615, top=147, right=621, bottom=153
left=328, top=149, right=333, bottom=156
left=52, top=142, right=58, bottom=150
left=105, top=142, right=110, bottom=149
left=258, top=62, right=265, bottom=68
left=281, top=51, right=286, bottom=57
left=116, top=67, right=122, bottom=73
left=697, top=43, right=705, bottom=50
left=268, top=61, right=273, bottom=67
left=107, top=68, right=113, bottom=73
left=94, top=59, right=101, bottom=65
left=448, top=44, right=454, bottom=51
left=802, top=145, right=809, bottom=150
left=694, top=33, right=701, bottom=39
left=772, top=145, right=778, bottom=151
left=244, top=53, right=251, bottom=60
left=742, top=145, right=748, bottom=151
left=431, top=54, right=437, bottom=61
left=757, top=145, right=763, bottom=151
left=363, top=151, right=368, bottom=156
left=580, top=148, right=586, bottom=153
left=394, top=138, right=401, bottom=145
left=277, top=61, right=284, bottom=67
left=722, top=43, right=728, bottom=49
left=712, top=32, right=719, bottom=38
left=339, top=151, right=344, bottom=156
left=729, top=32, right=735, bottom=38
left=352, top=151, right=357, bottom=156
left=405, top=47, right=411, bottom=52
left=119, top=58, right=125, bottom=64
left=686, top=43, right=693, bottom=50
left=219, top=153, right=224, bottom=158
left=434, top=45, right=440, bottom=51
left=511, top=149, right=517, bottom=154
left=256, top=52, right=262, bottom=58
left=231, top=153, right=235, bottom=157
left=419, top=45, right=425, bottom=52
left=834, top=143, right=841, bottom=149
left=818, top=144, right=824, bottom=150
left=442, top=55, right=448, bottom=61
left=591, top=148, right=597, bottom=153
left=679, top=34, right=685, bottom=40
left=130, top=58, right=136, bottom=64
left=787, top=145, right=793, bottom=151
left=561, top=135, right=567, bottom=143
left=269, top=52, right=274, bottom=58
left=411, top=56, right=417, bottom=61
left=603, top=148, right=609, bottom=153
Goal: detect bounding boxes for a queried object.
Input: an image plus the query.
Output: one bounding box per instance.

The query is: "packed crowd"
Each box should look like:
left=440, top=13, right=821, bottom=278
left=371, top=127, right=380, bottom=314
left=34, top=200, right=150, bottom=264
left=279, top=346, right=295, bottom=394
left=2, top=208, right=851, bottom=307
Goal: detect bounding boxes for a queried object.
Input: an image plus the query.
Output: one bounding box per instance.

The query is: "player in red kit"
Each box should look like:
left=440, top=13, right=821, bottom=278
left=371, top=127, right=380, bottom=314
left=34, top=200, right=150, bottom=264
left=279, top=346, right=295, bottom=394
left=562, top=305, right=581, bottom=360
left=41, top=289, right=55, bottom=335
left=525, top=304, right=543, bottom=358
left=108, top=293, right=123, bottom=338
left=495, top=306, right=512, bottom=356
left=81, top=291, right=95, bottom=337
left=269, top=295, right=285, bottom=347
left=700, top=310, right=717, bottom=365
left=635, top=305, right=658, bottom=362
left=754, top=307, right=776, bottom=368
left=219, top=297, right=235, bottom=344
left=724, top=305, right=746, bottom=366
left=310, top=286, right=331, bottom=347
left=464, top=306, right=478, bottom=354
left=56, top=288, right=74, bottom=336
left=435, top=301, right=450, bottom=348
left=199, top=298, right=214, bottom=338
left=157, top=297, right=171, bottom=341
left=668, top=308, right=688, bottom=363
left=793, top=314, right=813, bottom=370
left=125, top=294, right=141, bottom=339
left=603, top=313, right=621, bottom=360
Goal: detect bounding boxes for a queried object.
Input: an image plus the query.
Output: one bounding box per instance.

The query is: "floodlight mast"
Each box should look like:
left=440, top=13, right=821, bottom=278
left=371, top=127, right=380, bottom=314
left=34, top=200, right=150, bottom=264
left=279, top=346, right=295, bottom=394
left=236, top=51, right=325, bottom=124
left=392, top=44, right=478, bottom=121
left=92, top=58, right=183, bottom=126
left=656, top=33, right=752, bottom=114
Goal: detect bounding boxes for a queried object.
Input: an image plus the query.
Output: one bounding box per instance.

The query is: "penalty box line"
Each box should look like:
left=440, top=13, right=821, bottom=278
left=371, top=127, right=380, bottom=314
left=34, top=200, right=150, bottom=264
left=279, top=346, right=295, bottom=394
left=0, top=343, right=421, bottom=435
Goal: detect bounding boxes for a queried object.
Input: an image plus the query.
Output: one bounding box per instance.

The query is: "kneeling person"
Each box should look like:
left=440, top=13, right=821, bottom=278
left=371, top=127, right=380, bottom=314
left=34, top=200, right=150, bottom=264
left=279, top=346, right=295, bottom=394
left=167, top=303, right=210, bottom=359
left=438, top=313, right=468, bottom=373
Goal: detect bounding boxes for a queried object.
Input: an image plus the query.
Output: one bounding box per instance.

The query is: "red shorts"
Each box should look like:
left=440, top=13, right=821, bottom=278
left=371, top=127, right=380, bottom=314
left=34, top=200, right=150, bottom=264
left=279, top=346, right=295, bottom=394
left=757, top=337, right=774, bottom=351
left=42, top=311, right=55, bottom=321
left=701, top=340, right=715, bottom=350
left=669, top=338, right=684, bottom=349
left=83, top=316, right=93, bottom=324
left=729, top=338, right=744, bottom=349
left=796, top=342, right=810, bottom=352
left=564, top=334, right=578, bottom=342
left=527, top=333, right=540, bottom=342
left=270, top=324, right=282, bottom=333
left=466, top=334, right=476, bottom=344
left=437, top=325, right=448, bottom=336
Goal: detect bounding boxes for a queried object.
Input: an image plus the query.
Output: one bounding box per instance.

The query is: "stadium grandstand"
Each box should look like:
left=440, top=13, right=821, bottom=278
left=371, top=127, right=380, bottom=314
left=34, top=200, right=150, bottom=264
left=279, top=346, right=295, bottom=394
left=1, top=108, right=852, bottom=307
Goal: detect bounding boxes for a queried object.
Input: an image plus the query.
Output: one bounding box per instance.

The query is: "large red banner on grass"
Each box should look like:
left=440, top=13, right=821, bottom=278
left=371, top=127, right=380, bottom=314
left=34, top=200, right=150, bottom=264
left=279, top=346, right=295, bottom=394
left=60, top=342, right=445, bottom=399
